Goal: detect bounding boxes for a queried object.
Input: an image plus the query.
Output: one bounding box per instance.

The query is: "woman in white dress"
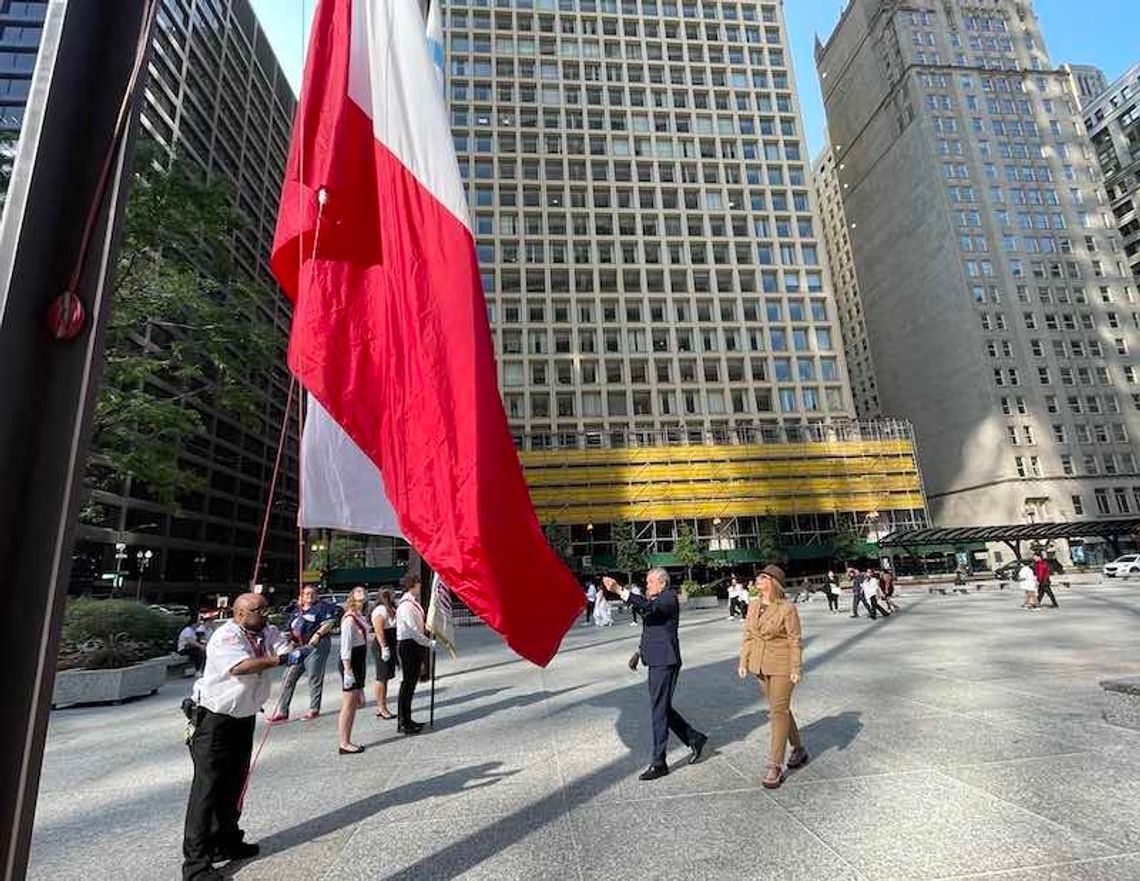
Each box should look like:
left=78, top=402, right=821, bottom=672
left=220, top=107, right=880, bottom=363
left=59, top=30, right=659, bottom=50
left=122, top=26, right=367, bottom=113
left=593, top=589, right=613, bottom=627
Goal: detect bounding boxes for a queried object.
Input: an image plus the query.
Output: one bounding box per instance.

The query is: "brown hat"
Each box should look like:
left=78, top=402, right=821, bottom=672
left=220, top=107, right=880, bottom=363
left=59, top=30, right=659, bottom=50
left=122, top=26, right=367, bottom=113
left=760, top=565, right=786, bottom=590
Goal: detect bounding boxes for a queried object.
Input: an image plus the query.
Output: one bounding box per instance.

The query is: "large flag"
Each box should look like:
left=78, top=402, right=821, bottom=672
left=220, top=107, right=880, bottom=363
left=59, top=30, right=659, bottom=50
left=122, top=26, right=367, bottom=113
left=271, top=0, right=583, bottom=666
left=426, top=573, right=456, bottom=659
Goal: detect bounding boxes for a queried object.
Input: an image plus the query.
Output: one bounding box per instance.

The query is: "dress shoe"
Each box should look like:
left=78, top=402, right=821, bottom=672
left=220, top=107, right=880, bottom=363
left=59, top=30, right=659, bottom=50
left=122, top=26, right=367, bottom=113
left=762, top=765, right=784, bottom=789
left=213, top=840, right=260, bottom=861
left=786, top=746, right=810, bottom=769
left=627, top=651, right=640, bottom=671
left=398, top=721, right=424, bottom=735
left=638, top=764, right=669, bottom=781
left=688, top=732, right=708, bottom=765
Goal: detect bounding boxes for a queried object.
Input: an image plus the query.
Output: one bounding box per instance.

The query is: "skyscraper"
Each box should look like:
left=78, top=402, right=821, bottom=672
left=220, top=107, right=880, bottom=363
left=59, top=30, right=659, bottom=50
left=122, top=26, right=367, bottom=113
left=0, top=0, right=45, bottom=134
left=445, top=0, right=929, bottom=564
left=817, top=0, right=1139, bottom=529
left=1083, top=62, right=1140, bottom=281
left=1066, top=63, right=1108, bottom=110
left=813, top=143, right=881, bottom=420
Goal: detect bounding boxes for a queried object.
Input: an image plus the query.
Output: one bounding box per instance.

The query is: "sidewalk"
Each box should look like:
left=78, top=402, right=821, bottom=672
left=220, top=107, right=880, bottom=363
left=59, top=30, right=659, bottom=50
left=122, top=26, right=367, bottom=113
left=29, top=579, right=1140, bottom=880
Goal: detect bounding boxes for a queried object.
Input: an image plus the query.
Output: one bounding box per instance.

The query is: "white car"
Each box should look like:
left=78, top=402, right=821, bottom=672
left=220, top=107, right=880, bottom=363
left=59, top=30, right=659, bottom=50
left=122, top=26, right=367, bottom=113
left=1103, top=555, right=1140, bottom=577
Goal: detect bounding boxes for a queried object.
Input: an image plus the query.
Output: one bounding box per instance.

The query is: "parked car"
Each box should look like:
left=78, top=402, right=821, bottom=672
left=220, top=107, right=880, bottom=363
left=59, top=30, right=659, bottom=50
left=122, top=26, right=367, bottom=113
left=1103, top=554, right=1140, bottom=577
left=993, top=558, right=1063, bottom=580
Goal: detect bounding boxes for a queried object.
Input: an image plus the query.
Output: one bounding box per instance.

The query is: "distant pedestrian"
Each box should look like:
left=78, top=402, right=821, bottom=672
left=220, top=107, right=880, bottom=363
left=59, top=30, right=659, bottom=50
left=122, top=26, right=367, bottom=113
left=863, top=569, right=888, bottom=619
left=396, top=574, right=432, bottom=734
left=826, top=570, right=841, bottom=613
left=880, top=568, right=898, bottom=614
left=370, top=589, right=398, bottom=719
left=178, top=615, right=207, bottom=673
left=629, top=582, right=643, bottom=626
left=268, top=585, right=338, bottom=723
left=594, top=587, right=614, bottom=627
left=336, top=586, right=370, bottom=755
left=1019, top=560, right=1040, bottom=610
left=728, top=576, right=748, bottom=619
left=850, top=568, right=871, bottom=618
left=738, top=566, right=809, bottom=789
left=603, top=569, right=707, bottom=781
left=585, top=581, right=597, bottom=625
left=182, top=593, right=306, bottom=881
left=1033, top=553, right=1059, bottom=609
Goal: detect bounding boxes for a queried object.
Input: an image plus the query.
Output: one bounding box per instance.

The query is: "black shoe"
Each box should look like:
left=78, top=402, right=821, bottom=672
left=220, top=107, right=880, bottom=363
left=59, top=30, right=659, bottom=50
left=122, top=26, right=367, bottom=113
left=688, top=732, right=708, bottom=765
left=213, top=840, right=260, bottom=862
left=339, top=744, right=365, bottom=755
left=398, top=721, right=424, bottom=735
left=638, top=764, right=669, bottom=781
left=628, top=651, right=640, bottom=671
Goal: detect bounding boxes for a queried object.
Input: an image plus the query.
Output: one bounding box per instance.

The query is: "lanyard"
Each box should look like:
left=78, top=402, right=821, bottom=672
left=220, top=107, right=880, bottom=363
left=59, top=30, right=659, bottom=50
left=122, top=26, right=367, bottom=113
left=238, top=626, right=267, bottom=658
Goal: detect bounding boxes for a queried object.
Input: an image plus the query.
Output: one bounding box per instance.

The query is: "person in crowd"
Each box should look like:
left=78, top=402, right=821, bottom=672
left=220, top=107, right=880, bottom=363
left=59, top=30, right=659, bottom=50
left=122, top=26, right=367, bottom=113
left=396, top=574, right=432, bottom=734
left=629, top=581, right=643, bottom=627
left=603, top=569, right=707, bottom=781
left=1033, top=552, right=1059, bottom=609
left=370, top=588, right=398, bottom=719
left=880, top=568, right=898, bottom=614
left=1019, top=559, right=1039, bottom=610
left=585, top=581, right=597, bottom=625
left=738, top=566, right=808, bottom=790
left=182, top=593, right=307, bottom=881
left=593, top=584, right=614, bottom=627
left=336, top=586, right=370, bottom=754
left=863, top=568, right=888, bottom=619
left=825, top=570, right=841, bottom=613
left=268, top=584, right=338, bottom=722
left=728, top=575, right=749, bottom=619
left=849, top=567, right=869, bottom=618
left=177, top=614, right=207, bottom=673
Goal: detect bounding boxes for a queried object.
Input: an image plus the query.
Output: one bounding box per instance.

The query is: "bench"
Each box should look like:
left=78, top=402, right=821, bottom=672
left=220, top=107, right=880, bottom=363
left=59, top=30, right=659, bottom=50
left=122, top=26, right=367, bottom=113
left=1101, top=677, right=1140, bottom=731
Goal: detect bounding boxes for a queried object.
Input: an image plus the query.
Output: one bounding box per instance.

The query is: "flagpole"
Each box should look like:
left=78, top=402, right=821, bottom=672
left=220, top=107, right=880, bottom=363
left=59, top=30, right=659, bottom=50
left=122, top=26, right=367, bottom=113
left=429, top=643, right=436, bottom=727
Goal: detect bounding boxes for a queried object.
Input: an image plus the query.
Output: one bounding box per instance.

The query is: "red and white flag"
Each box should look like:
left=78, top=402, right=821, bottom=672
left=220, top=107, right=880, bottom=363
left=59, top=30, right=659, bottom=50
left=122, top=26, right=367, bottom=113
left=271, top=0, right=583, bottom=666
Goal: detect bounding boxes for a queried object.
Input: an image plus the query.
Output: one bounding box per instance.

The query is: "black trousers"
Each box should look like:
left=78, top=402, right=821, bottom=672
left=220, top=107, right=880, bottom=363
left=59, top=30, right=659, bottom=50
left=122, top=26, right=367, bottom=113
left=868, top=596, right=888, bottom=618
left=647, top=664, right=699, bottom=767
left=852, top=590, right=871, bottom=616
left=1037, top=582, right=1059, bottom=607
left=182, top=709, right=255, bottom=880
left=826, top=592, right=839, bottom=611
left=729, top=598, right=747, bottom=618
left=398, top=639, right=427, bottom=726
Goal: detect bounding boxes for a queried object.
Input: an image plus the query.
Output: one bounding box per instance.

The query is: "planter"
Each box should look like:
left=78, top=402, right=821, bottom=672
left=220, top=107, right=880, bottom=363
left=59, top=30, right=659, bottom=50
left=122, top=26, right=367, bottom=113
left=52, top=655, right=169, bottom=708
left=683, top=595, right=720, bottom=609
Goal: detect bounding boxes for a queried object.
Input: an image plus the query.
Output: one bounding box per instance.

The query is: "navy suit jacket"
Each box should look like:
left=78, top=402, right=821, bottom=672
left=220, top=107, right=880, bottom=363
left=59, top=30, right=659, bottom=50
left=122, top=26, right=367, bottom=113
left=626, top=587, right=682, bottom=668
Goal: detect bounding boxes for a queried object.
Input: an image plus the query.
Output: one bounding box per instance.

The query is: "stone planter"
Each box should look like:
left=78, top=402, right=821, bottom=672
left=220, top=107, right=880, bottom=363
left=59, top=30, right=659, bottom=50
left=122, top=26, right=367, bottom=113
left=52, top=655, right=169, bottom=708
left=683, top=595, right=720, bottom=610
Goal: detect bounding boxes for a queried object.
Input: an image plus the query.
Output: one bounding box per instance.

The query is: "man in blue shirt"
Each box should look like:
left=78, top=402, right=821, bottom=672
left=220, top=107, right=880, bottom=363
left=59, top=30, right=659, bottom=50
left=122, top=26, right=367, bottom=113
left=267, top=585, right=339, bottom=722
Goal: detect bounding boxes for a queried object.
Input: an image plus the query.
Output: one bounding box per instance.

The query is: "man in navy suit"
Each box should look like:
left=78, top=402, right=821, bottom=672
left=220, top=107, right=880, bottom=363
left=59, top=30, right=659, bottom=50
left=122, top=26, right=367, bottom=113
left=603, top=568, right=707, bottom=780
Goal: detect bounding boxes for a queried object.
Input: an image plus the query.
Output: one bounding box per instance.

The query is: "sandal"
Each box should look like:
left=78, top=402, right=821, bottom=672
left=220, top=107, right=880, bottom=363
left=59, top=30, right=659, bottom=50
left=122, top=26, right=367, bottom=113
left=762, top=765, right=784, bottom=789
left=375, top=710, right=394, bottom=719
left=338, top=744, right=365, bottom=755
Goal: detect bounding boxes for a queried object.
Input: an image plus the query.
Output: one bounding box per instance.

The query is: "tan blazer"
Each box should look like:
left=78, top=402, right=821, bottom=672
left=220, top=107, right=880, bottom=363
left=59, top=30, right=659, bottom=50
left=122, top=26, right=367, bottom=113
left=739, top=600, right=802, bottom=679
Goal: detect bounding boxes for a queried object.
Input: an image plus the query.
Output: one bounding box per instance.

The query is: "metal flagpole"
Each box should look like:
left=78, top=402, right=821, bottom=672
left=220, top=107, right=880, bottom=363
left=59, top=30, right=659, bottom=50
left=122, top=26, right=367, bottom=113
left=429, top=644, right=437, bottom=727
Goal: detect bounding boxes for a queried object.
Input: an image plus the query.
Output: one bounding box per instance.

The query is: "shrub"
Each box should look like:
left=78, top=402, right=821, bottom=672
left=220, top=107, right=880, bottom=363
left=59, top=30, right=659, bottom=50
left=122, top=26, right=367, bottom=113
left=58, top=598, right=182, bottom=670
left=683, top=580, right=714, bottom=598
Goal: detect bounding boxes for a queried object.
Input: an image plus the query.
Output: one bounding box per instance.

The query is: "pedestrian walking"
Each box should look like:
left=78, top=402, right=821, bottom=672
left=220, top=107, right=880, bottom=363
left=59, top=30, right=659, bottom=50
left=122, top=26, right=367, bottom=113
left=177, top=614, right=207, bottom=673
left=603, top=569, right=707, bottom=781
left=181, top=593, right=307, bottom=881
left=585, top=581, right=597, bottom=625
left=337, top=586, right=370, bottom=754
left=863, top=569, right=888, bottom=619
left=738, top=566, right=809, bottom=789
left=1019, top=560, right=1040, bottom=609
left=826, top=570, right=841, bottom=613
left=593, top=587, right=614, bottom=627
left=629, top=582, right=643, bottom=626
left=728, top=575, right=749, bottom=619
left=370, top=588, right=398, bottom=719
left=396, top=574, right=432, bottom=734
left=268, top=584, right=338, bottom=722
left=850, top=568, right=872, bottom=618
left=880, top=568, right=898, bottom=614
left=1033, top=552, right=1059, bottom=608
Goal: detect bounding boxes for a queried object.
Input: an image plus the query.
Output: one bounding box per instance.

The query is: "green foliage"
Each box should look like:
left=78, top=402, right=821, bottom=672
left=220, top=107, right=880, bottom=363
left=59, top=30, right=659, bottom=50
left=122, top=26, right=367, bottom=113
left=682, top=580, right=714, bottom=597
left=543, top=522, right=574, bottom=565
left=58, top=598, right=182, bottom=670
left=673, top=521, right=705, bottom=583
left=612, top=518, right=647, bottom=582
left=90, top=140, right=279, bottom=504
left=829, top=525, right=864, bottom=566
left=757, top=518, right=787, bottom=565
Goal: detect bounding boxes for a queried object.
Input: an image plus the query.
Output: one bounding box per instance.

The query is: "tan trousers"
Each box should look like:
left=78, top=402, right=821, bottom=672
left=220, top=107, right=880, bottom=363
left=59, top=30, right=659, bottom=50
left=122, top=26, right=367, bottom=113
left=758, top=673, right=801, bottom=767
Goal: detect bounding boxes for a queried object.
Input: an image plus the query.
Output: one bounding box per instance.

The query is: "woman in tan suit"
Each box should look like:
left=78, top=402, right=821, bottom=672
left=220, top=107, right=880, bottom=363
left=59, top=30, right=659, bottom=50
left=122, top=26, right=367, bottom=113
left=738, top=564, right=809, bottom=788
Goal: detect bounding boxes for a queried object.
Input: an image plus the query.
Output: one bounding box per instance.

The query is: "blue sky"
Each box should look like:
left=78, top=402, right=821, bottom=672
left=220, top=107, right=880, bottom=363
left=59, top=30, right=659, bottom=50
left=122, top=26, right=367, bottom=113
left=252, top=0, right=1137, bottom=161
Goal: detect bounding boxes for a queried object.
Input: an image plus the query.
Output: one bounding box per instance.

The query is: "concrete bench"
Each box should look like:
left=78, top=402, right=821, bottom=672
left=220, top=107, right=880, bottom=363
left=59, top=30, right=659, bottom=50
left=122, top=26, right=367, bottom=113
left=1101, top=677, right=1140, bottom=731
left=165, top=652, right=196, bottom=678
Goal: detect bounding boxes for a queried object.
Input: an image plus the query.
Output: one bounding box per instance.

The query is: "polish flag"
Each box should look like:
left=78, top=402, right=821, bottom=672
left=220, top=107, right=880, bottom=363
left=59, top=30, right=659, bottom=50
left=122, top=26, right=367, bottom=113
left=271, top=0, right=584, bottom=666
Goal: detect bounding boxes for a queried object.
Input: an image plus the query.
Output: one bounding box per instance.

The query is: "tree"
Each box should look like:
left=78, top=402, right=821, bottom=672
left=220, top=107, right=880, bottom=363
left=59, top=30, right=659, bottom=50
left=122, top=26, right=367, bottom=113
left=829, top=525, right=863, bottom=569
left=673, top=521, right=705, bottom=588
left=612, top=518, right=646, bottom=583
left=757, top=517, right=787, bottom=566
left=543, top=522, right=574, bottom=567
left=87, top=141, right=279, bottom=505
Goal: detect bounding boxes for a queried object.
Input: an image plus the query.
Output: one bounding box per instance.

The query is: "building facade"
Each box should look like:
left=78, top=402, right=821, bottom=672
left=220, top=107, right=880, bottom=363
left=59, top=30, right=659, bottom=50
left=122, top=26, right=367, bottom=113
left=0, top=0, right=44, bottom=133
left=813, top=142, right=881, bottom=419
left=71, top=0, right=299, bottom=601
left=442, top=0, right=927, bottom=564
left=1083, top=62, right=1140, bottom=282
left=1066, top=63, right=1108, bottom=110
left=817, top=0, right=1140, bottom=529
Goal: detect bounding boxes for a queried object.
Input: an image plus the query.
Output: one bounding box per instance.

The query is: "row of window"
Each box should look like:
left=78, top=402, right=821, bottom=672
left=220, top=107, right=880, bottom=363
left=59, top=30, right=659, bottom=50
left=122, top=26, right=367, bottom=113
left=502, top=385, right=845, bottom=419
left=1008, top=422, right=1131, bottom=447
left=480, top=266, right=825, bottom=294
left=448, top=2, right=782, bottom=27
left=488, top=296, right=831, bottom=323
left=495, top=324, right=836, bottom=354
left=501, top=354, right=843, bottom=384
left=475, top=238, right=818, bottom=267
left=992, top=365, right=1139, bottom=388
left=986, top=338, right=1129, bottom=359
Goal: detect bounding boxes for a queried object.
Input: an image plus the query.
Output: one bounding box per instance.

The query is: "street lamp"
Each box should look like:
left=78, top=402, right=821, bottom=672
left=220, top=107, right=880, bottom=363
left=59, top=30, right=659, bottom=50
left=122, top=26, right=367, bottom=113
left=135, top=549, right=153, bottom=602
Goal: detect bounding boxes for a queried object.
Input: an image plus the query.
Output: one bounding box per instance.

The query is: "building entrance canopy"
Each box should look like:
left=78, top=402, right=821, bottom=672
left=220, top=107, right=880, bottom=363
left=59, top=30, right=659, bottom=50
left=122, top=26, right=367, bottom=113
left=879, top=517, right=1140, bottom=548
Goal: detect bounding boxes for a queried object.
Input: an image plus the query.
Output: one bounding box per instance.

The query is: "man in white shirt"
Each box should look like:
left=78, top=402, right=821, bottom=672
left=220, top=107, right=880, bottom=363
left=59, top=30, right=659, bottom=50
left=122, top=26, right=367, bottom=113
left=1019, top=560, right=1040, bottom=609
left=862, top=568, right=887, bottom=620
left=182, top=593, right=307, bottom=881
left=395, top=574, right=433, bottom=734
left=177, top=615, right=206, bottom=673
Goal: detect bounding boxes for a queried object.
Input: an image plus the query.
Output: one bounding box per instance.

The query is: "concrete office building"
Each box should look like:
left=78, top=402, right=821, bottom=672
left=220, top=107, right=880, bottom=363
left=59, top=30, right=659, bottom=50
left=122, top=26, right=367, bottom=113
left=0, top=0, right=44, bottom=134
left=813, top=142, right=881, bottom=419
left=71, top=0, right=300, bottom=600
left=1083, top=62, right=1140, bottom=282
left=816, top=0, right=1140, bottom=532
left=1067, top=63, right=1108, bottom=110
left=444, top=0, right=928, bottom=566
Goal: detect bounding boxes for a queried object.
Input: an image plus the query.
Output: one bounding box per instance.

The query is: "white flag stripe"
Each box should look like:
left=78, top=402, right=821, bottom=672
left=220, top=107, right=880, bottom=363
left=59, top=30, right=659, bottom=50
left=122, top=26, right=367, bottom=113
left=347, top=0, right=469, bottom=229
left=300, top=395, right=404, bottom=537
